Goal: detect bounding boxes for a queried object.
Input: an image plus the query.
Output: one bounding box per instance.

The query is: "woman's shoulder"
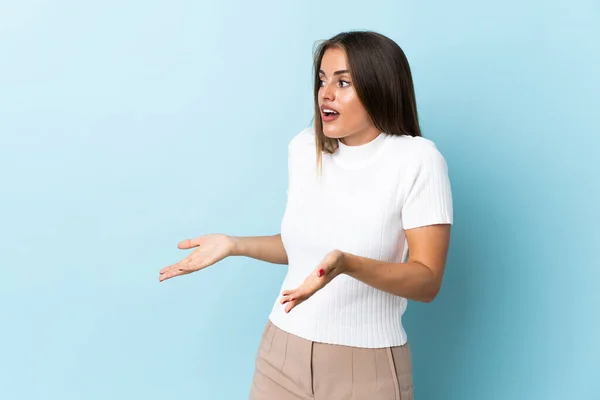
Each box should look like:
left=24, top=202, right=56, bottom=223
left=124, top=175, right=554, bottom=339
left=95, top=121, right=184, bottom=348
left=386, top=134, right=447, bottom=164
left=386, top=133, right=438, bottom=151
left=288, top=126, right=316, bottom=150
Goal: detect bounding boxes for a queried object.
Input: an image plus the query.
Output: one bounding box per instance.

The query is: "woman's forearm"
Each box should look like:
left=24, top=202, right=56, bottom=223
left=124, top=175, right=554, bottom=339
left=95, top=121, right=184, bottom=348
left=230, top=234, right=288, bottom=265
left=343, top=253, right=442, bottom=302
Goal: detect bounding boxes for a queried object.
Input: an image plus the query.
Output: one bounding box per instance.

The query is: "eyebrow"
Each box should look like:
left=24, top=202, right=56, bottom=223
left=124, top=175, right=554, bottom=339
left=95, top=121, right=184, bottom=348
left=319, top=69, right=350, bottom=77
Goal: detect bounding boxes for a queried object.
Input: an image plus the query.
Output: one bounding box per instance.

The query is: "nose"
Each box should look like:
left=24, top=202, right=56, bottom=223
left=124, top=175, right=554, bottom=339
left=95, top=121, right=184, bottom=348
left=320, top=81, right=335, bottom=101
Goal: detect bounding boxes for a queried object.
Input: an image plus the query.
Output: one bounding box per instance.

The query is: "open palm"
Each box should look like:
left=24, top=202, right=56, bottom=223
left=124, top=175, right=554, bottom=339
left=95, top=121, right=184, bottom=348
left=280, top=249, right=346, bottom=313
left=159, top=234, right=235, bottom=282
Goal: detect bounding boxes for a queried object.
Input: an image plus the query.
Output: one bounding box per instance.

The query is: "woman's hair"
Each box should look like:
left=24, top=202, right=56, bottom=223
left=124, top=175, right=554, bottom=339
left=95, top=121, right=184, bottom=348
left=312, top=30, right=422, bottom=170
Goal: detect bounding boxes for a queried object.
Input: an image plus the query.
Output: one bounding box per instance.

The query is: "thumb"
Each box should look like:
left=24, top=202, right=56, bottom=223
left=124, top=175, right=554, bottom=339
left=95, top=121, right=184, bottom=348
left=316, top=251, right=342, bottom=277
left=313, top=258, right=331, bottom=278
left=177, top=238, right=199, bottom=249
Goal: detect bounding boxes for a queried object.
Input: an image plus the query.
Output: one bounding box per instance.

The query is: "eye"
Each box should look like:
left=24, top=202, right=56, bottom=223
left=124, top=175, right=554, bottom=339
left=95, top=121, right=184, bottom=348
left=318, top=79, right=350, bottom=88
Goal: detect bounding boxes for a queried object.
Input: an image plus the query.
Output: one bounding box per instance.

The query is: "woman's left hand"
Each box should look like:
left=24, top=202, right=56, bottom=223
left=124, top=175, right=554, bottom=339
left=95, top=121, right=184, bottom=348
left=280, top=249, right=347, bottom=313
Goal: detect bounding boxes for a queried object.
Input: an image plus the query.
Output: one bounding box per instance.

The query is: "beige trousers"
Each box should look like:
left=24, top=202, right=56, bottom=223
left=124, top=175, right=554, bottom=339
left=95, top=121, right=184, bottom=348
left=249, top=320, right=414, bottom=400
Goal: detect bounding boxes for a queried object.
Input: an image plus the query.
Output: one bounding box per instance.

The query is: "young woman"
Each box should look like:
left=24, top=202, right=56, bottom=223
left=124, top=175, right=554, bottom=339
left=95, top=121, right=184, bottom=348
left=159, top=30, right=453, bottom=400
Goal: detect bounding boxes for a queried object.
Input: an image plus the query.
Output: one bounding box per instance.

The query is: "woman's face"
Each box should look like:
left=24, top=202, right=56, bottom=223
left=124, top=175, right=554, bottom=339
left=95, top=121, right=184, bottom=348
left=318, top=47, right=378, bottom=145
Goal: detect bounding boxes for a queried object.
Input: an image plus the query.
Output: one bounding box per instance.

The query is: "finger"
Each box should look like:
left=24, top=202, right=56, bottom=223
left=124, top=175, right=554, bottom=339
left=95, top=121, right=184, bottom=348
left=161, top=262, right=185, bottom=278
left=310, top=261, right=327, bottom=278
left=177, top=238, right=199, bottom=249
left=160, top=255, right=194, bottom=274
left=303, top=268, right=323, bottom=280
left=280, top=293, right=297, bottom=304
left=281, top=286, right=304, bottom=299
left=159, top=268, right=185, bottom=282
left=318, top=255, right=336, bottom=275
left=160, top=270, right=187, bottom=282
left=159, top=262, right=181, bottom=275
left=285, top=298, right=302, bottom=313
left=317, top=251, right=341, bottom=276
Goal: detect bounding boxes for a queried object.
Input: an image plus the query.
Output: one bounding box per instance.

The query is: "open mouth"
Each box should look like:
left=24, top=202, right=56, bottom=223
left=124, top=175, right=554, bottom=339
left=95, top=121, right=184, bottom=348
left=323, top=108, right=339, bottom=117
left=322, top=107, right=340, bottom=122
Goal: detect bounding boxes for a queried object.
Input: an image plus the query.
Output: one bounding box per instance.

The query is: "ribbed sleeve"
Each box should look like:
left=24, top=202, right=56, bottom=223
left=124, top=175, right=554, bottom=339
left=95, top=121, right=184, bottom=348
left=401, top=144, right=453, bottom=230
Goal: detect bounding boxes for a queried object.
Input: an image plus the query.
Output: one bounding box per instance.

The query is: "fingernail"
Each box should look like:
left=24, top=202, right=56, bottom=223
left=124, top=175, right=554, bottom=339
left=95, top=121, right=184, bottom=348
left=318, top=269, right=324, bottom=277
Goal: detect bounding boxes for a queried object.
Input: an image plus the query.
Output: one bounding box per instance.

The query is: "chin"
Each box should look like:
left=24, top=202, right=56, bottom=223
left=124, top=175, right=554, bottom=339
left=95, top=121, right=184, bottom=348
left=321, top=124, right=344, bottom=139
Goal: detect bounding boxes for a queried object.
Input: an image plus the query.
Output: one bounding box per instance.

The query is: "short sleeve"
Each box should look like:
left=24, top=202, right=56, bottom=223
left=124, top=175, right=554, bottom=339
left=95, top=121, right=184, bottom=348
left=285, top=127, right=315, bottom=198
left=401, top=144, right=453, bottom=230
left=286, top=138, right=293, bottom=197
left=287, top=128, right=316, bottom=197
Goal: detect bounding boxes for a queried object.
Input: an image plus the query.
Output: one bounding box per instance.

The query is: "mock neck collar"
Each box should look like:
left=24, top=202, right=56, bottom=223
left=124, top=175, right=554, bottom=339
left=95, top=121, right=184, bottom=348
left=332, top=132, right=388, bottom=168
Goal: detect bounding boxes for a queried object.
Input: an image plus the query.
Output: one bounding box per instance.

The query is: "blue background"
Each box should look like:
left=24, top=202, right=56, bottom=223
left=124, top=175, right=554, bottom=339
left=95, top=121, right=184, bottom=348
left=1, top=1, right=598, bottom=399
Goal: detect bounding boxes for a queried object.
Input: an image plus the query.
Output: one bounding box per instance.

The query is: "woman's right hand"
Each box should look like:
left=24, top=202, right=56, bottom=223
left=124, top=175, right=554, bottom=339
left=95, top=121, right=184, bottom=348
left=158, top=234, right=236, bottom=282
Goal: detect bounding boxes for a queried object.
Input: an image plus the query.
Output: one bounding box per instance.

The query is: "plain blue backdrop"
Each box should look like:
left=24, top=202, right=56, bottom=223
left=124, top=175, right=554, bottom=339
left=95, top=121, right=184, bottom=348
left=1, top=1, right=598, bottom=399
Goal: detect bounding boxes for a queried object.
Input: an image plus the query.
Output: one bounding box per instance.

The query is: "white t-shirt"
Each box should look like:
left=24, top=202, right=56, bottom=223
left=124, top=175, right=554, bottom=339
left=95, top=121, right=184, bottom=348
left=268, top=127, right=453, bottom=348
